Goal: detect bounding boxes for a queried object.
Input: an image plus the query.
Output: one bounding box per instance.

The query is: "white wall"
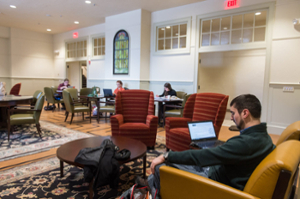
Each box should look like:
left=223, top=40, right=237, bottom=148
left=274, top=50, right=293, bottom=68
left=199, top=49, right=266, bottom=106
left=267, top=0, right=300, bottom=134
left=53, top=23, right=106, bottom=90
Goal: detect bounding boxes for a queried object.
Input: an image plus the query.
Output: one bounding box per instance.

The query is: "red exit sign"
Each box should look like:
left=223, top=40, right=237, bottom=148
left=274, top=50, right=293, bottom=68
left=224, top=0, right=240, bottom=10
left=73, top=32, right=78, bottom=39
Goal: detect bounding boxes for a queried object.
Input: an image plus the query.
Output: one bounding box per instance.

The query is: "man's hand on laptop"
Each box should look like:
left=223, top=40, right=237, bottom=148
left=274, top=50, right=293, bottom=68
left=150, top=155, right=165, bottom=174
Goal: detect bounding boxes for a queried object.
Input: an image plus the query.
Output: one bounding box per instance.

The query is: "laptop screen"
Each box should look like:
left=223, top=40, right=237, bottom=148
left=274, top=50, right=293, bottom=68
left=103, top=89, right=113, bottom=96
left=188, top=121, right=217, bottom=141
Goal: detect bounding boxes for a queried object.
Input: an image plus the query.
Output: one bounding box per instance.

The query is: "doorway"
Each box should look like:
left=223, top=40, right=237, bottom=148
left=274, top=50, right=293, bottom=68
left=66, top=61, right=87, bottom=90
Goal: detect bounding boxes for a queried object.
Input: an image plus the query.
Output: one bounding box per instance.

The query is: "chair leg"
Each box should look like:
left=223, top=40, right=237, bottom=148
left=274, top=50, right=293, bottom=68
left=36, top=123, right=42, bottom=138
left=70, top=113, right=74, bottom=124
left=58, top=103, right=60, bottom=109
left=64, top=111, right=69, bottom=122
left=89, top=111, right=91, bottom=123
left=82, top=112, right=84, bottom=120
left=7, top=124, right=10, bottom=141
left=105, top=112, right=107, bottom=122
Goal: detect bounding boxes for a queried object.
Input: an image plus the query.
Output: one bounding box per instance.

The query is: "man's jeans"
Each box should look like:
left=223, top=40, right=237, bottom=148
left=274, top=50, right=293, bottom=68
left=147, top=163, right=209, bottom=199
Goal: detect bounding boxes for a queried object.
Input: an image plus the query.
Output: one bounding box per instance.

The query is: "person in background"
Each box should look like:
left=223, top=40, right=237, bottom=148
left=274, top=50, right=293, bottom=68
left=113, top=80, right=125, bottom=96
left=57, top=78, right=70, bottom=110
left=58, top=78, right=70, bottom=90
left=156, top=82, right=176, bottom=97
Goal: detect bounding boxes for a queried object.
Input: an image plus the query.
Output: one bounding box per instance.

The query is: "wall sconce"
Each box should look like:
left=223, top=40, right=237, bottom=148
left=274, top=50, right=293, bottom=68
left=54, top=50, right=59, bottom=56
left=293, top=18, right=300, bottom=32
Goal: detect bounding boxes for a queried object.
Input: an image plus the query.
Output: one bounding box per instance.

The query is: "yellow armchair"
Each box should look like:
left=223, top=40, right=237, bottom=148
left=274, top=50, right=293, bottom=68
left=276, top=121, right=300, bottom=146
left=160, top=140, right=300, bottom=199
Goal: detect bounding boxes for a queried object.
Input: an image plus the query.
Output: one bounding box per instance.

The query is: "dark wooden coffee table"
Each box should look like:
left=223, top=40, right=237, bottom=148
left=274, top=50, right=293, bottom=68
left=57, top=136, right=147, bottom=178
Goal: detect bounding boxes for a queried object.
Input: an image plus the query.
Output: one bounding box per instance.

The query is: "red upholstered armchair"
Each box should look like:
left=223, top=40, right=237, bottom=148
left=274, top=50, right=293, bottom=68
left=110, top=90, right=158, bottom=148
left=165, top=93, right=229, bottom=151
left=10, top=83, right=21, bottom=95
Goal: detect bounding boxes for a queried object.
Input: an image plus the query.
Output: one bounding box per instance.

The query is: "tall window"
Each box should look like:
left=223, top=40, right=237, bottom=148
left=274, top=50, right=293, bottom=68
left=113, top=30, right=129, bottom=75
left=93, top=37, right=105, bottom=56
left=66, top=40, right=87, bottom=58
left=200, top=10, right=267, bottom=47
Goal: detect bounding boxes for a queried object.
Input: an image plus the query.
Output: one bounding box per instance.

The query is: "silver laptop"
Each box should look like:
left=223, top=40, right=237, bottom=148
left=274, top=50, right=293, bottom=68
left=188, top=120, right=224, bottom=149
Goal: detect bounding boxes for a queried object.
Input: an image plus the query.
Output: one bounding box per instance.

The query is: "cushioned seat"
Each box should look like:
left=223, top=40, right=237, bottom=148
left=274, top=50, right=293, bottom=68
left=44, top=87, right=61, bottom=110
left=10, top=114, right=35, bottom=123
left=111, top=90, right=158, bottom=147
left=160, top=140, right=300, bottom=199
left=165, top=93, right=228, bottom=151
left=63, top=89, right=91, bottom=124
left=7, top=94, right=45, bottom=141
left=276, top=120, right=300, bottom=145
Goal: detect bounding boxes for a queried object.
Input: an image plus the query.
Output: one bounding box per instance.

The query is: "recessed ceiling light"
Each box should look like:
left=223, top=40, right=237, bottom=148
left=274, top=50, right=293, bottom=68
left=166, top=26, right=170, bottom=29
left=74, top=21, right=79, bottom=24
left=255, top=12, right=261, bottom=16
left=10, top=5, right=16, bottom=8
left=85, top=1, right=91, bottom=4
left=47, top=29, right=51, bottom=32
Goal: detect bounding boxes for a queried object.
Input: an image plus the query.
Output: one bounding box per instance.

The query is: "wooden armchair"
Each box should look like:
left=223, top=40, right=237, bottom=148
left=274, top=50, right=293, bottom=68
left=63, top=89, right=91, bottom=124
left=7, top=94, right=45, bottom=141
left=160, top=140, right=300, bottom=199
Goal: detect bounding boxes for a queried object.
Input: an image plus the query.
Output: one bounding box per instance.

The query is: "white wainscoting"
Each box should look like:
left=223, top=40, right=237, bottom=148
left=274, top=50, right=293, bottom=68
left=267, top=83, right=300, bottom=135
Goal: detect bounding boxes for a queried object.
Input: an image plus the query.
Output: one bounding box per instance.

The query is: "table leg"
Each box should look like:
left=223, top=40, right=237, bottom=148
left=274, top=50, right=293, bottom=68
left=89, top=178, right=94, bottom=199
left=143, top=154, right=147, bottom=179
left=157, top=101, right=163, bottom=126
left=60, top=161, right=64, bottom=177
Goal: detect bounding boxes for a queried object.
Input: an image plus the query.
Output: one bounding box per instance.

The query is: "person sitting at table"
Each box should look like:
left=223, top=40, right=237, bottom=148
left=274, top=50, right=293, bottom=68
left=156, top=83, right=177, bottom=122
left=113, top=80, right=125, bottom=96
left=57, top=78, right=70, bottom=110
left=58, top=78, right=70, bottom=90
left=156, top=82, right=176, bottom=98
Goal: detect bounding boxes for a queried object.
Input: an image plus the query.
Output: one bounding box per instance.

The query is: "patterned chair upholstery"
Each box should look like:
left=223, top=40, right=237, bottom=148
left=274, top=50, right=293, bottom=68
left=165, top=92, right=229, bottom=151
left=9, top=83, right=21, bottom=95
left=110, top=90, right=158, bottom=148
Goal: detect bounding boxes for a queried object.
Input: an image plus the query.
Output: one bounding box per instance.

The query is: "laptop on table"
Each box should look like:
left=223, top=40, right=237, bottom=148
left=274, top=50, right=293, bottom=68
left=103, top=89, right=113, bottom=97
left=188, top=120, right=224, bottom=149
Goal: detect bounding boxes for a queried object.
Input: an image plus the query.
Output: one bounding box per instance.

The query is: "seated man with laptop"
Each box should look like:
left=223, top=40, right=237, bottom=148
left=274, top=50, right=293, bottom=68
left=143, top=94, right=275, bottom=199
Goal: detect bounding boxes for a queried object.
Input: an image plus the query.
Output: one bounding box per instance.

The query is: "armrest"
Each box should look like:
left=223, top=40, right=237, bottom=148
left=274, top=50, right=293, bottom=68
left=165, top=117, right=191, bottom=129
left=160, top=166, right=259, bottom=199
left=146, top=115, right=158, bottom=127
left=13, top=106, right=35, bottom=109
left=110, top=114, right=124, bottom=135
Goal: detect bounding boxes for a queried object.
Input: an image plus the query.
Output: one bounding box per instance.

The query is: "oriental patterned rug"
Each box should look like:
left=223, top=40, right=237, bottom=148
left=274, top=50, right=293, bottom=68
left=0, top=121, right=92, bottom=162
left=0, top=137, right=166, bottom=199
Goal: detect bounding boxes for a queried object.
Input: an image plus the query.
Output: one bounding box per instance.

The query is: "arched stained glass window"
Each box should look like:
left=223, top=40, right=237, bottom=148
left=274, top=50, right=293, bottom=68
left=113, top=30, right=129, bottom=75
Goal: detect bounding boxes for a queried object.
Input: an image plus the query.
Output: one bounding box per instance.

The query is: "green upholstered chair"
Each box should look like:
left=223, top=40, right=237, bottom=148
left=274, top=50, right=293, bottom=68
left=7, top=94, right=45, bottom=141
left=51, top=86, right=58, bottom=95
left=176, top=91, right=187, bottom=99
left=63, top=89, right=91, bottom=124
left=163, top=94, right=191, bottom=126
left=80, top=88, right=93, bottom=96
left=44, top=87, right=61, bottom=110
left=97, top=100, right=115, bottom=122
left=30, top=90, right=43, bottom=106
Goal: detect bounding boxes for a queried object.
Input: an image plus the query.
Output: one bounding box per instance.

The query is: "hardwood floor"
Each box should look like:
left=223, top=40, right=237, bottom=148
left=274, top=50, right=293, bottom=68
left=0, top=104, right=279, bottom=172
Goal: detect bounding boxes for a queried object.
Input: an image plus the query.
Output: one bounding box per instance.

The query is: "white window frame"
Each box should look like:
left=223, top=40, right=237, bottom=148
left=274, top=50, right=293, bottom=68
left=65, top=37, right=88, bottom=62
left=197, top=6, right=269, bottom=53
left=90, top=33, right=105, bottom=60
left=152, top=17, right=191, bottom=55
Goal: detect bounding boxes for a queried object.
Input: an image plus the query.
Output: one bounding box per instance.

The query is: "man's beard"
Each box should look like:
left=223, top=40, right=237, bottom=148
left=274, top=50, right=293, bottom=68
left=236, top=119, right=244, bottom=130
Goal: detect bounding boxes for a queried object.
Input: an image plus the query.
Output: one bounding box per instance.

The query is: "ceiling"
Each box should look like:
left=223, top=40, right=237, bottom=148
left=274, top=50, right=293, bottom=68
left=0, top=0, right=205, bottom=34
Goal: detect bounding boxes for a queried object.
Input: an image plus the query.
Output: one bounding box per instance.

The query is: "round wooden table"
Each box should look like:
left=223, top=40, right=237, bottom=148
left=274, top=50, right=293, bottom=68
left=57, top=136, right=147, bottom=178
left=57, top=136, right=147, bottom=199
left=0, top=95, right=33, bottom=127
